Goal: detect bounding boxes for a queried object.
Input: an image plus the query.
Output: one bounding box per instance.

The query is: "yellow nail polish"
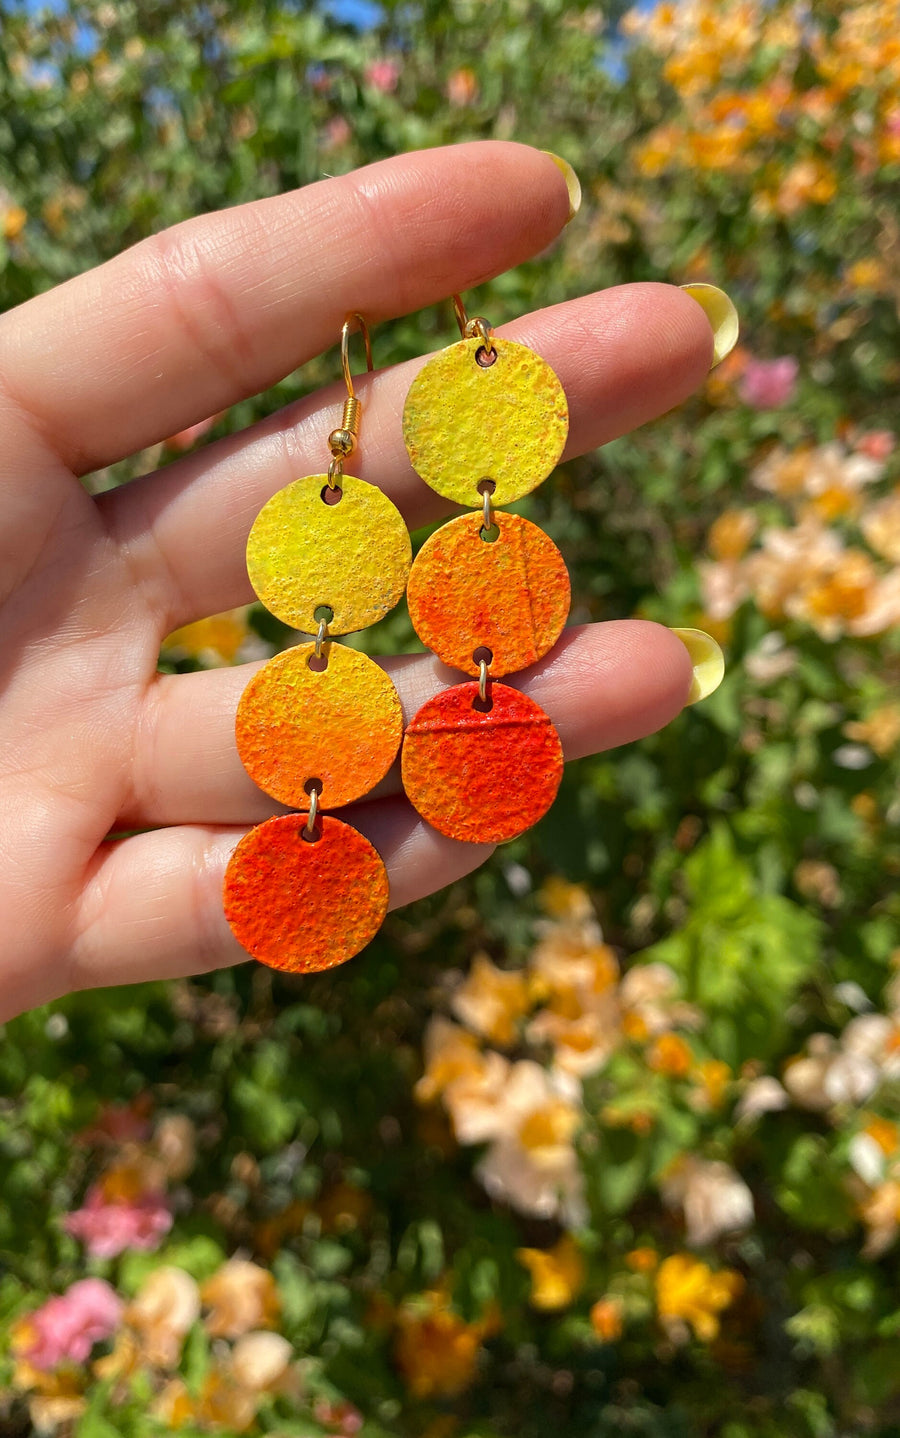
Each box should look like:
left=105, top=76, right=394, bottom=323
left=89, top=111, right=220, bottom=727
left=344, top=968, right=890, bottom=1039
left=679, top=283, right=739, bottom=369
left=670, top=627, right=725, bottom=705
left=541, top=151, right=582, bottom=223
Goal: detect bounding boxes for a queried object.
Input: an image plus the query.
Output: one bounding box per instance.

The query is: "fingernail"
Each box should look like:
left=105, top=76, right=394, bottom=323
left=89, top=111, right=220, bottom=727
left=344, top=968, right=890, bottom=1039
left=541, top=151, right=582, bottom=223
left=679, top=283, right=739, bottom=369
left=669, top=627, right=725, bottom=705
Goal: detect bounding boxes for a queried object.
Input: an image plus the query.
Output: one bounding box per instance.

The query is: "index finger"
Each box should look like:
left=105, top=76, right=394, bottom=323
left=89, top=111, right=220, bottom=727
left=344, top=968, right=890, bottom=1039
left=0, top=143, right=573, bottom=476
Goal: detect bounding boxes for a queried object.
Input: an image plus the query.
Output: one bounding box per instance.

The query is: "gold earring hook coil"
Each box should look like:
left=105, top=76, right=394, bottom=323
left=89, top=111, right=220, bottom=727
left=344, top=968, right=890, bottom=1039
left=328, top=314, right=374, bottom=483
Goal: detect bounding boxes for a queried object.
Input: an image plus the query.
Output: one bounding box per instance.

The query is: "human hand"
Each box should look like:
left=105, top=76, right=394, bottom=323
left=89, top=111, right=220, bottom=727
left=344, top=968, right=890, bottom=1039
left=0, top=141, right=719, bottom=1022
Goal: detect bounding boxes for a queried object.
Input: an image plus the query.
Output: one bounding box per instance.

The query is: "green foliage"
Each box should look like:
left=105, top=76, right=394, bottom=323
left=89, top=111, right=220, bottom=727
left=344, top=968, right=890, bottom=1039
left=2, top=0, right=900, bottom=1435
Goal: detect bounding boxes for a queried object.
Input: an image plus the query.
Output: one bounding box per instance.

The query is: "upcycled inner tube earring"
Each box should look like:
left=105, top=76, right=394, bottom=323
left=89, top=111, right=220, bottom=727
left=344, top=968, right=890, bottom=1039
left=224, top=315, right=411, bottom=973
left=400, top=294, right=570, bottom=843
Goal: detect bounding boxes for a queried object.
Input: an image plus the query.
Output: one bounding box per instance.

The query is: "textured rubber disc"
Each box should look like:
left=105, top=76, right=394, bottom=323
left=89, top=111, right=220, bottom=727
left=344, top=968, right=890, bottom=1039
left=407, top=511, right=570, bottom=677
left=401, top=682, right=563, bottom=844
left=402, top=337, right=569, bottom=507
left=224, top=814, right=389, bottom=973
left=246, top=474, right=411, bottom=633
left=236, top=642, right=402, bottom=809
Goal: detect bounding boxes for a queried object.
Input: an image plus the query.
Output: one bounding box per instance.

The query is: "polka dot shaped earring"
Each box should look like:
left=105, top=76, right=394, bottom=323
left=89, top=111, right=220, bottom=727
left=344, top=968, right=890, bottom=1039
left=400, top=294, right=570, bottom=844
left=225, top=315, right=411, bottom=973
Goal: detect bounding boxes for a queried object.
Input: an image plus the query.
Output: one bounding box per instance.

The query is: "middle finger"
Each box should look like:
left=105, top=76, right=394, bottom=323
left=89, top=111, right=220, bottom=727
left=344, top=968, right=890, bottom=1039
left=120, top=621, right=693, bottom=829
left=100, top=284, right=712, bottom=633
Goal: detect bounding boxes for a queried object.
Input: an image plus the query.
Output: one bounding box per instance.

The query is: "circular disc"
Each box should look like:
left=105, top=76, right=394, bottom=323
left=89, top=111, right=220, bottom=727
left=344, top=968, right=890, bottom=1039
left=236, top=642, right=403, bottom=809
left=408, top=512, right=570, bottom=677
left=246, top=474, right=412, bottom=633
left=224, top=814, right=389, bottom=973
left=402, top=337, right=569, bottom=507
left=401, top=682, right=563, bottom=844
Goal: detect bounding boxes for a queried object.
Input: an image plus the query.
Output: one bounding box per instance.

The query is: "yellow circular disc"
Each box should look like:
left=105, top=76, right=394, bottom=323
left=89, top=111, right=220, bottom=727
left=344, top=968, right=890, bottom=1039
left=402, top=337, right=569, bottom=507
left=236, top=642, right=403, bottom=810
left=246, top=474, right=412, bottom=634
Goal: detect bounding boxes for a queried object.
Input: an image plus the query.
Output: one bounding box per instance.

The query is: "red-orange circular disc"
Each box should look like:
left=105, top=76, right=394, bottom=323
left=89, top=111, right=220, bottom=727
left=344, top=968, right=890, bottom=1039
left=401, top=682, right=563, bottom=844
left=224, top=814, right=389, bottom=973
left=407, top=512, right=570, bottom=677
left=236, top=642, right=402, bottom=809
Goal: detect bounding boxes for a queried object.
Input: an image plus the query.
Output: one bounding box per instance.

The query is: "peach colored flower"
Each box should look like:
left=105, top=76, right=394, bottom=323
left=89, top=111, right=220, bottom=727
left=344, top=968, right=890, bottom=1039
left=201, top=1259, right=280, bottom=1339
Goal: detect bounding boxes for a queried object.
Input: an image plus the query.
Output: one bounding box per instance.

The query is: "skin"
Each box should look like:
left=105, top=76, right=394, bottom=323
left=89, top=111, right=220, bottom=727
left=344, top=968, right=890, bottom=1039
left=0, top=141, right=713, bottom=1023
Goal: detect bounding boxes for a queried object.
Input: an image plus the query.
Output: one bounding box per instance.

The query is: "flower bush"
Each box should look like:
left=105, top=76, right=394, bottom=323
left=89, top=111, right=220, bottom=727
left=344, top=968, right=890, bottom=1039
left=2, top=0, right=900, bottom=1434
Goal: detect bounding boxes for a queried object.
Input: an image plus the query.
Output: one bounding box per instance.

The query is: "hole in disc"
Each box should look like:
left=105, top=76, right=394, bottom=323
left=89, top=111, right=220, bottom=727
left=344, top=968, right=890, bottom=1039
left=476, top=478, right=496, bottom=496
left=304, top=777, right=323, bottom=796
left=480, top=523, right=500, bottom=543
left=307, top=653, right=327, bottom=672
left=314, top=605, right=334, bottom=622
left=473, top=646, right=493, bottom=666
left=472, top=694, right=494, bottom=713
left=320, top=485, right=343, bottom=505
left=475, top=346, right=497, bottom=368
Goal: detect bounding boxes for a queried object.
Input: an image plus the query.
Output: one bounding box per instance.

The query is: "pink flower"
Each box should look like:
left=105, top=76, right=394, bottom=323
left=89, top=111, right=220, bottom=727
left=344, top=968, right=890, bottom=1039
left=64, top=1183, right=173, bottom=1258
left=856, top=429, right=895, bottom=462
left=322, top=116, right=352, bottom=151
left=738, top=355, right=798, bottom=409
left=364, top=59, right=400, bottom=94
left=15, top=1279, right=122, bottom=1371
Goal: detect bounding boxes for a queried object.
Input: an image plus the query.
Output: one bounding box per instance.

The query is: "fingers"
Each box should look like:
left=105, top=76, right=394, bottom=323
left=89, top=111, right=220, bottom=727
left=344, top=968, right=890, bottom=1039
left=70, top=798, right=493, bottom=997
left=0, top=144, right=571, bottom=476
left=102, top=284, right=713, bottom=631
left=68, top=621, right=691, bottom=1000
left=122, top=622, right=693, bottom=828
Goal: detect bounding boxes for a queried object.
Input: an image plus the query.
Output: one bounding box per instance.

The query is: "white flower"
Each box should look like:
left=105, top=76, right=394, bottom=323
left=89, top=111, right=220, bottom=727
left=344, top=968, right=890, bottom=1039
left=472, top=1061, right=586, bottom=1226
left=661, top=1157, right=754, bottom=1247
left=848, top=1133, right=887, bottom=1187
left=735, top=1076, right=789, bottom=1123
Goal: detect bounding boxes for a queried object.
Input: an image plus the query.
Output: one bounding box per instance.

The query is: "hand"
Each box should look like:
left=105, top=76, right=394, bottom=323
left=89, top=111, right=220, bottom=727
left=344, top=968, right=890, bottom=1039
left=0, top=141, right=713, bottom=1021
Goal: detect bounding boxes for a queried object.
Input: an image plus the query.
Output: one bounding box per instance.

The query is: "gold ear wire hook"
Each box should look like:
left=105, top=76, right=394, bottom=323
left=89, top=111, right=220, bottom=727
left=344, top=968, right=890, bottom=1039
left=328, top=313, right=373, bottom=486
left=452, top=293, right=495, bottom=358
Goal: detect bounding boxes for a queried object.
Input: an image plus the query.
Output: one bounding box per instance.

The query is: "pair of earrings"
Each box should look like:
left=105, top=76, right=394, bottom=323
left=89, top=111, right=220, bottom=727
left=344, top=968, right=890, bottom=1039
left=224, top=298, right=571, bottom=973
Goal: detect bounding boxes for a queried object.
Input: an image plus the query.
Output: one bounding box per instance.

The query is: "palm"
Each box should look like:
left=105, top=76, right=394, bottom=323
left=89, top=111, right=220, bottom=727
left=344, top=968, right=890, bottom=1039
left=0, top=142, right=710, bottom=1021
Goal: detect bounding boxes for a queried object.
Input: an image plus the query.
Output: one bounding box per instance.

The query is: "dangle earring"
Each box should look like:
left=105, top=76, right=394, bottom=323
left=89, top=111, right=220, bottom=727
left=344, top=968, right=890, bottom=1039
left=224, top=315, right=411, bottom=972
left=400, top=295, right=570, bottom=843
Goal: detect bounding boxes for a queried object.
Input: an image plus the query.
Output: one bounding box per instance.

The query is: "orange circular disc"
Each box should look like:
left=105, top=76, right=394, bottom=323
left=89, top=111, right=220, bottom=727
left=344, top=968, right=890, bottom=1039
left=224, top=814, right=389, bottom=973
left=236, top=642, right=402, bottom=809
left=401, top=682, right=563, bottom=844
left=407, top=512, right=570, bottom=677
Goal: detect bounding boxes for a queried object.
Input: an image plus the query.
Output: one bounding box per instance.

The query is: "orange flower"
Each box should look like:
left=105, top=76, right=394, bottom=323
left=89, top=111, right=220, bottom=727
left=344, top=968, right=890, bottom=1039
left=590, top=1296, right=624, bottom=1342
left=394, top=1289, right=498, bottom=1399
left=625, top=1247, right=659, bottom=1273
left=647, top=1032, right=693, bottom=1077
left=201, top=1260, right=280, bottom=1339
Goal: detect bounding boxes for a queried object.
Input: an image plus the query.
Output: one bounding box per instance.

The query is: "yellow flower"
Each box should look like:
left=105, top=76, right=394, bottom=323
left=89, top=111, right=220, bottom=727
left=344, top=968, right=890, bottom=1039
left=10, top=1362, right=87, bottom=1431
left=163, top=609, right=249, bottom=664
left=516, top=1236, right=585, bottom=1310
left=2, top=203, right=27, bottom=240
left=201, top=1260, right=280, bottom=1339
left=693, top=1059, right=731, bottom=1110
left=450, top=952, right=531, bottom=1046
left=590, top=1296, right=624, bottom=1342
left=394, top=1289, right=498, bottom=1399
left=844, top=705, right=900, bottom=758
left=847, top=258, right=887, bottom=290
left=862, top=490, right=900, bottom=564
left=709, top=510, right=756, bottom=562
left=540, top=877, right=595, bottom=921
left=656, top=1254, right=743, bottom=1341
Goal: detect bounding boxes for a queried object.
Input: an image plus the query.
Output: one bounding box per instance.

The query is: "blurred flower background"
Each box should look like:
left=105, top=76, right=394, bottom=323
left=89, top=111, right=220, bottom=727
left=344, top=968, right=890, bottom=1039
left=2, top=0, right=900, bottom=1433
